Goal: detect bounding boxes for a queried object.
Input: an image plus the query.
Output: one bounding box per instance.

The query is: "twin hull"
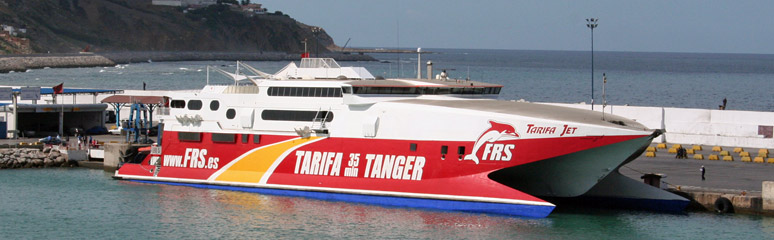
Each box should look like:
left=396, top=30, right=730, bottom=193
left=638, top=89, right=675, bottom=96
left=116, top=98, right=656, bottom=218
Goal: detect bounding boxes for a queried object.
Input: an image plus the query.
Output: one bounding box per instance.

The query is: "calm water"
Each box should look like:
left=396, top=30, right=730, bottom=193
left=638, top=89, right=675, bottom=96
left=1, top=169, right=771, bottom=239
left=1, top=49, right=773, bottom=238
left=1, top=49, right=773, bottom=111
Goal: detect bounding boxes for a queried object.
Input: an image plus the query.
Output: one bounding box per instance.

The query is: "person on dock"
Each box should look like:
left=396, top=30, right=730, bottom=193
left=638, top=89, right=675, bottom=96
left=701, top=165, right=706, bottom=180
left=722, top=98, right=727, bottom=110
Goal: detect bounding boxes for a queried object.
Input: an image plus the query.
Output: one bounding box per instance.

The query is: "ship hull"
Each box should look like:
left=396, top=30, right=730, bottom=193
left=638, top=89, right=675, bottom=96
left=114, top=129, right=657, bottom=218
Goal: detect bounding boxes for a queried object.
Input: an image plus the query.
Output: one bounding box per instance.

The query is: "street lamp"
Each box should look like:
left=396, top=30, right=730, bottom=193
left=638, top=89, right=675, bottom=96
left=311, top=27, right=321, bottom=57
left=586, top=18, right=598, bottom=110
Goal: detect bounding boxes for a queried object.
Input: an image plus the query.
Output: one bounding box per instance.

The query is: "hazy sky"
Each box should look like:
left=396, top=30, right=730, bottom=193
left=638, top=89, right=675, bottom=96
left=260, top=0, right=774, bottom=54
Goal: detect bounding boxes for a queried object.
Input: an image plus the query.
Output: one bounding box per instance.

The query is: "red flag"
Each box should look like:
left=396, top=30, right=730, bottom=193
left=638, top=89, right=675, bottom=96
left=53, top=83, right=63, bottom=94
left=301, top=52, right=310, bottom=58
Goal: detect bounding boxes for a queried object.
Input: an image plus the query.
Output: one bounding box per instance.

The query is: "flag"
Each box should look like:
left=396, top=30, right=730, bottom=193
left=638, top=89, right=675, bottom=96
left=53, top=83, right=63, bottom=94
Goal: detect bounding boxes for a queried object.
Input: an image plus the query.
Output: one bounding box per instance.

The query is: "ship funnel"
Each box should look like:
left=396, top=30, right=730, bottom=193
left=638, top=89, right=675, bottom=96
left=426, top=61, right=433, bottom=80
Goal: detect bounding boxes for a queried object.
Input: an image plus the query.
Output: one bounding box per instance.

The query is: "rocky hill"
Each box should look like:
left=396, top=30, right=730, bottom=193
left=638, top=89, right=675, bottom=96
left=0, top=0, right=336, bottom=54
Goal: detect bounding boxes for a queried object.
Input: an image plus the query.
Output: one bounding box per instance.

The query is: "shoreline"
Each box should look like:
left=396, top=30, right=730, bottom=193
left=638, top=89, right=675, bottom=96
left=0, top=51, right=377, bottom=73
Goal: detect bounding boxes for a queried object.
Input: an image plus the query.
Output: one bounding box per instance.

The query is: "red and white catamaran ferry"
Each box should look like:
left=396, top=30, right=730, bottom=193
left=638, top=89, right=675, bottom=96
left=114, top=58, right=678, bottom=218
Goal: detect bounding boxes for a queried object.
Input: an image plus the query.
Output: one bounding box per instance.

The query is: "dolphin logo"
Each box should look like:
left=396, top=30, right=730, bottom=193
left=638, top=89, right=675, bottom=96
left=463, top=120, right=520, bottom=164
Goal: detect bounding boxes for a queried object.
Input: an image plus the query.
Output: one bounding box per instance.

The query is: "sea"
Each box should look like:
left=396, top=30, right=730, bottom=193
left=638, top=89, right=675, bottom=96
left=1, top=49, right=773, bottom=239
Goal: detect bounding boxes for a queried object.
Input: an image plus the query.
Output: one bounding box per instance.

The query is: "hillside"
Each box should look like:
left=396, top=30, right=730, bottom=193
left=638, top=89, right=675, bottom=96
left=0, top=0, right=336, bottom=54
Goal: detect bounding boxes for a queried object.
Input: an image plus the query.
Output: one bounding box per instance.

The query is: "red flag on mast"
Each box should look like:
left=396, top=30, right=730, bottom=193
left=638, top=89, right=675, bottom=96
left=53, top=83, right=63, bottom=94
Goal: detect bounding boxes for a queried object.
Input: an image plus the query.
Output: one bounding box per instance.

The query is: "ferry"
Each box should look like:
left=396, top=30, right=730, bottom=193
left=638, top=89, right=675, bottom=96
left=114, top=58, right=685, bottom=218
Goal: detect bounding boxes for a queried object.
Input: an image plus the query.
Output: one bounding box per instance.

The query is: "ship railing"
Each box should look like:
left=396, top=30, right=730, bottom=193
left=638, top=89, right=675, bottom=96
left=310, top=108, right=330, bottom=132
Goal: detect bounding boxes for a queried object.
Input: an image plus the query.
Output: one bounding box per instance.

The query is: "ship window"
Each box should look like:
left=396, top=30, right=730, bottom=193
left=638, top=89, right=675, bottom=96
left=212, top=133, right=236, bottom=143
left=494, top=87, right=501, bottom=94
left=241, top=134, right=249, bottom=143
left=210, top=100, right=220, bottom=111
left=253, top=134, right=261, bottom=144
left=261, top=110, right=333, bottom=122
left=170, top=100, right=185, bottom=108
left=178, top=132, right=201, bottom=142
left=410, top=143, right=417, bottom=152
left=441, top=145, right=448, bottom=154
left=188, top=100, right=202, bottom=110
left=458, top=146, right=466, bottom=155
left=342, top=86, right=352, bottom=94
left=226, top=109, right=236, bottom=119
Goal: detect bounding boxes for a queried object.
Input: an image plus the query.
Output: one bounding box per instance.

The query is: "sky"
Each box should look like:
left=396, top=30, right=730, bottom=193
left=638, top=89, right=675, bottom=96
left=259, top=0, right=774, bottom=54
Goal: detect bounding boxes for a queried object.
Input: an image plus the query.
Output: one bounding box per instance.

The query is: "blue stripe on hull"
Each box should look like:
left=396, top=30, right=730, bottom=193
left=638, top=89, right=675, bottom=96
left=130, top=180, right=555, bottom=218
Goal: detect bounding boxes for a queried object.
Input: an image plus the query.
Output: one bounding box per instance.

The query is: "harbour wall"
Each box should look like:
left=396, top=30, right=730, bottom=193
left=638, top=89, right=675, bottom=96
left=0, top=51, right=376, bottom=73
left=547, top=103, right=774, bottom=149
left=674, top=181, right=774, bottom=215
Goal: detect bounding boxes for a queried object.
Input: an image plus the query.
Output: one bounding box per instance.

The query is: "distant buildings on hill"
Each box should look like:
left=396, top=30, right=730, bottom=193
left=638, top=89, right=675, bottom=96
left=151, top=0, right=218, bottom=7
left=153, top=0, right=268, bottom=15
left=0, top=23, right=31, bottom=54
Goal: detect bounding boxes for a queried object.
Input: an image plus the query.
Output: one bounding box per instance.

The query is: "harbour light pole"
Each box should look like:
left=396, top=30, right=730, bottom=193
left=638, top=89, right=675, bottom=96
left=586, top=18, right=598, bottom=110
left=311, top=27, right=321, bottom=57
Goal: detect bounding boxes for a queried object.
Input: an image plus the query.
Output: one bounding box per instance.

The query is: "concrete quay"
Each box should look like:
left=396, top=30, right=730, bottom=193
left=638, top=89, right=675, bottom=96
left=621, top=143, right=774, bottom=215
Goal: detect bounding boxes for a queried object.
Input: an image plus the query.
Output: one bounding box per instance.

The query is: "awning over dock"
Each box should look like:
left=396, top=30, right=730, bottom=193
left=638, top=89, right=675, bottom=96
left=100, top=95, right=166, bottom=104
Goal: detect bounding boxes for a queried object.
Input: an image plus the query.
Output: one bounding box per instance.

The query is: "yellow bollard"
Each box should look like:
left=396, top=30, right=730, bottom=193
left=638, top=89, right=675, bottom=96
left=733, top=147, right=744, bottom=153
left=657, top=143, right=667, bottom=149
left=741, top=156, right=752, bottom=162
left=668, top=148, right=678, bottom=154
left=687, top=149, right=695, bottom=154
left=722, top=155, right=734, bottom=161
left=692, top=145, right=703, bottom=151
left=759, top=149, right=770, bottom=155
left=712, top=146, right=723, bottom=152
left=646, top=146, right=657, bottom=152
left=758, top=153, right=769, bottom=158
left=719, top=150, right=730, bottom=156
left=693, top=154, right=704, bottom=160
left=708, top=154, right=719, bottom=160
left=753, top=157, right=764, bottom=163
left=767, top=158, right=774, bottom=164
left=672, top=144, right=682, bottom=149
left=739, top=152, right=750, bottom=157
left=645, top=152, right=656, bottom=157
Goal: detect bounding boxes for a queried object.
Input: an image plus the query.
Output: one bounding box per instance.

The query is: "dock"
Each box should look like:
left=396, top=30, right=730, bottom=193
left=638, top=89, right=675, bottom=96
left=621, top=143, right=774, bottom=215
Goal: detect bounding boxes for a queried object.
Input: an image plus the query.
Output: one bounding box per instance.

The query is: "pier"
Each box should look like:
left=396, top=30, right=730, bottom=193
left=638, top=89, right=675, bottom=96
left=330, top=47, right=432, bottom=54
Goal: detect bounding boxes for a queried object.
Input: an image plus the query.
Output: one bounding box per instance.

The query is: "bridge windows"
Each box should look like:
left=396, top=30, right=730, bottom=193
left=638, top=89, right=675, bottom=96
left=267, top=87, right=342, bottom=97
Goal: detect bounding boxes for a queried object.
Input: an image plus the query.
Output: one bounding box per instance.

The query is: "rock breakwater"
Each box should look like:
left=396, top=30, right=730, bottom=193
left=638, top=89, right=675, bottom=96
left=0, top=51, right=376, bottom=73
left=0, top=147, right=77, bottom=169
